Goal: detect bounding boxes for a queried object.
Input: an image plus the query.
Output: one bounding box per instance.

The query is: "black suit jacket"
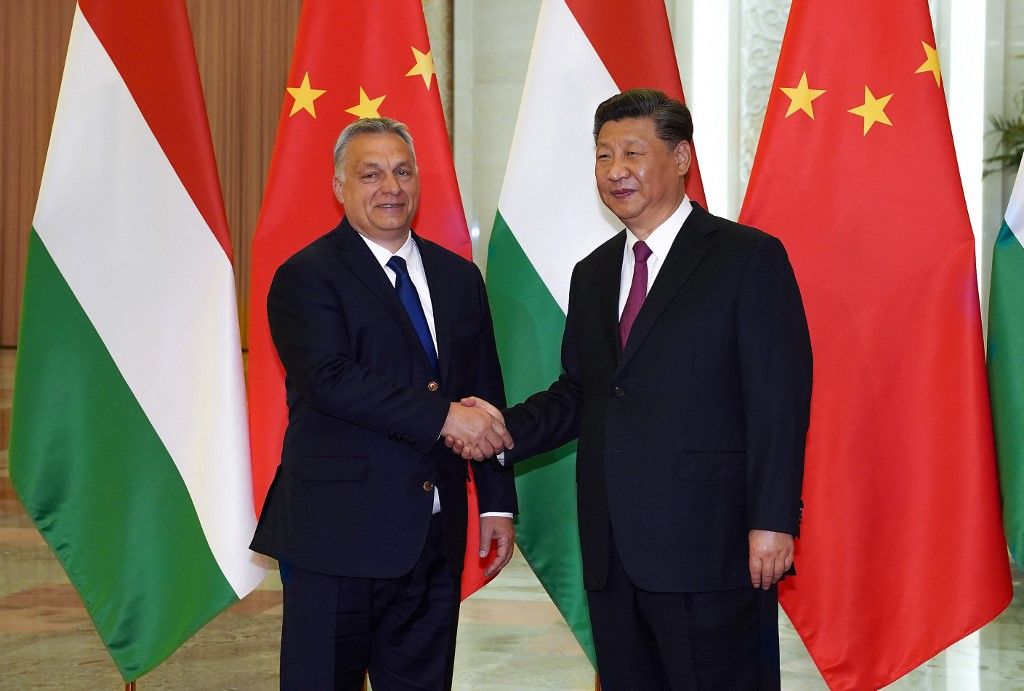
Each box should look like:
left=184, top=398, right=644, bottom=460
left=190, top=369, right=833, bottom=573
left=504, top=203, right=811, bottom=593
left=251, top=218, right=517, bottom=578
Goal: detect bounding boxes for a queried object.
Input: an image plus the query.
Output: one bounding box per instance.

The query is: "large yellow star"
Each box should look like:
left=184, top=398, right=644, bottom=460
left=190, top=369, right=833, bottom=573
left=405, top=46, right=435, bottom=89
left=345, top=88, right=386, bottom=119
left=915, top=41, right=942, bottom=87
left=779, top=72, right=827, bottom=119
left=848, top=86, right=893, bottom=135
left=286, top=72, right=326, bottom=118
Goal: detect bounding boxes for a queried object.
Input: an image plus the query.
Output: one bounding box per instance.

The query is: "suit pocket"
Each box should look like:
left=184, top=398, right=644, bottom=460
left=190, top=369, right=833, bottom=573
left=295, top=454, right=369, bottom=482
left=676, top=451, right=744, bottom=481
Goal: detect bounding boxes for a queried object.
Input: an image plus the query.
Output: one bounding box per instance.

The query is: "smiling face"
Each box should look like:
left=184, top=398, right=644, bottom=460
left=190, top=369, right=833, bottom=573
left=333, top=132, right=420, bottom=251
left=594, top=117, right=691, bottom=239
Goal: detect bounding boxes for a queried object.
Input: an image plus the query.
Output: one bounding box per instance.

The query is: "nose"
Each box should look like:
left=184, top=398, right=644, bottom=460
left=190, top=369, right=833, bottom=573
left=605, top=155, right=628, bottom=181
left=381, top=172, right=402, bottom=194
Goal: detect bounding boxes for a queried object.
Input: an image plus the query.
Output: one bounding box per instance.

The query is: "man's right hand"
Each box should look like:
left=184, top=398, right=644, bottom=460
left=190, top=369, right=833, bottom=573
left=440, top=399, right=513, bottom=461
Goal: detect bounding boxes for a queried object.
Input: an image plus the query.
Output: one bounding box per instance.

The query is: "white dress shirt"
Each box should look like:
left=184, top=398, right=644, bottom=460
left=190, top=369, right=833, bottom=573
left=618, top=196, right=692, bottom=317
left=359, top=231, right=510, bottom=519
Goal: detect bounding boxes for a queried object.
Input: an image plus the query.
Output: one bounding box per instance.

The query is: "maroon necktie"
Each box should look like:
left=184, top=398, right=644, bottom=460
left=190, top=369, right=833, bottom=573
left=619, top=240, right=652, bottom=348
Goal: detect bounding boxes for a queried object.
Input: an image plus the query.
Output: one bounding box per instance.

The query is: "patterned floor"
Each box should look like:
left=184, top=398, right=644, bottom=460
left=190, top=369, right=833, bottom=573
left=0, top=348, right=1021, bottom=689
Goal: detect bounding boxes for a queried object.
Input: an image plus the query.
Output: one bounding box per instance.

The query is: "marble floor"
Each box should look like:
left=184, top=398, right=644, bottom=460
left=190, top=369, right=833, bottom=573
left=0, top=347, right=1021, bottom=690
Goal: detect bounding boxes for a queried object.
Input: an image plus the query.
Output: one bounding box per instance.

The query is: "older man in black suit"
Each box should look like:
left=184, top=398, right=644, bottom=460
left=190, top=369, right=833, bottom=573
left=454, top=89, right=812, bottom=689
left=251, top=117, right=517, bottom=691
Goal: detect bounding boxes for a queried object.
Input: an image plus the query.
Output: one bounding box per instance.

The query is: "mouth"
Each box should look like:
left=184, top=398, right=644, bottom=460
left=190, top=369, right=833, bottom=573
left=375, top=202, right=406, bottom=211
left=609, top=188, right=636, bottom=200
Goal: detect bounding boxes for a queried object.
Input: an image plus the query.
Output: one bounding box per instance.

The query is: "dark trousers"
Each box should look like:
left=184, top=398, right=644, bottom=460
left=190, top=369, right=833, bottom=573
left=587, top=533, right=767, bottom=690
left=279, top=515, right=460, bottom=691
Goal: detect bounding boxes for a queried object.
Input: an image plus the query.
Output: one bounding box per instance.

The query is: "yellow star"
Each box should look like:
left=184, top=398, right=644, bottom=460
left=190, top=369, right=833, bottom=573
left=848, top=86, right=893, bottom=135
left=779, top=72, right=827, bottom=119
left=286, top=72, right=326, bottom=118
left=405, top=46, right=435, bottom=89
left=345, top=88, right=386, bottom=119
left=915, top=41, right=942, bottom=88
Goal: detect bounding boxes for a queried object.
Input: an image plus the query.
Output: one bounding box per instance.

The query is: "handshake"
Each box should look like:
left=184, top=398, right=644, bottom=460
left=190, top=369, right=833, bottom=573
left=440, top=397, right=513, bottom=461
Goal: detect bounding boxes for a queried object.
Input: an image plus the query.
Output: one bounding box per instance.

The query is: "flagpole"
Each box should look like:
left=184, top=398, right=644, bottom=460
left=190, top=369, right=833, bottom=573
left=125, top=682, right=136, bottom=690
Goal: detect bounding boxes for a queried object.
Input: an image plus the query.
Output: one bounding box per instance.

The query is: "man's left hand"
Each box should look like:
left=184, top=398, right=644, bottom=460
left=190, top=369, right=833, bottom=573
left=479, top=516, right=515, bottom=578
left=748, top=529, right=794, bottom=590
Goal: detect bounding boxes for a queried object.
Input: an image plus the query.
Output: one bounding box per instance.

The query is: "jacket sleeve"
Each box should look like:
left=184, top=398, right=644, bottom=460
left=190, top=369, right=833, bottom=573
left=267, top=258, right=450, bottom=454
left=465, top=266, right=518, bottom=514
left=736, top=234, right=813, bottom=536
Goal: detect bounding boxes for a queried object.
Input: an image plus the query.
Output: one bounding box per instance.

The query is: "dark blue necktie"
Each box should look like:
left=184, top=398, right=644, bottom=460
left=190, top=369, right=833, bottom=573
left=386, top=255, right=439, bottom=375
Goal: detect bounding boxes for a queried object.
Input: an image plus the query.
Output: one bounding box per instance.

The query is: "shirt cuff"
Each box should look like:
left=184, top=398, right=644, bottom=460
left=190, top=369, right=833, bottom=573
left=480, top=512, right=514, bottom=518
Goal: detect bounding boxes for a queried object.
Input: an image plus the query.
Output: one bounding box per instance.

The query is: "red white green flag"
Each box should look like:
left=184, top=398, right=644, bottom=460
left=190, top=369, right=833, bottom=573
left=988, top=159, right=1024, bottom=568
left=10, top=0, right=265, bottom=681
left=739, top=1, right=1011, bottom=688
left=486, top=0, right=705, bottom=664
left=246, top=0, right=490, bottom=594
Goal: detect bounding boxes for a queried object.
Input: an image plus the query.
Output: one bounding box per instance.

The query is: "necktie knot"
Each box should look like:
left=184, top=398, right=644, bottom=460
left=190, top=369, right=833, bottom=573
left=387, top=255, right=409, bottom=277
left=633, top=240, right=652, bottom=263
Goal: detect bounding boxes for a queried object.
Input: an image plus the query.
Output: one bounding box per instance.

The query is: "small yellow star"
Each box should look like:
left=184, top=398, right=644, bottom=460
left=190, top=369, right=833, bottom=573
left=286, top=72, right=326, bottom=118
left=779, top=72, right=827, bottom=119
left=405, top=46, right=435, bottom=89
left=915, top=41, right=942, bottom=88
left=848, top=86, right=893, bottom=135
left=345, top=88, right=386, bottom=119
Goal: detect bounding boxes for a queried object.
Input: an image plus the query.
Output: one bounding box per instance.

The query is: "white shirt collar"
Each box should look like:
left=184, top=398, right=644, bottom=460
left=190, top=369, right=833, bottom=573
left=358, top=230, right=417, bottom=269
left=624, top=195, right=692, bottom=260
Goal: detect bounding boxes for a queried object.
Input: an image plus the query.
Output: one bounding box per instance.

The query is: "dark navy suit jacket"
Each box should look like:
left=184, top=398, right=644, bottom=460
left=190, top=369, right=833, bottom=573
left=251, top=218, right=517, bottom=578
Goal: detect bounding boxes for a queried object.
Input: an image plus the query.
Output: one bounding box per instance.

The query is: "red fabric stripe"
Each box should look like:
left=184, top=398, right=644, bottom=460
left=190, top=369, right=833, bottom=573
left=740, top=1, right=1011, bottom=688
left=563, top=0, right=706, bottom=207
left=78, top=0, right=231, bottom=258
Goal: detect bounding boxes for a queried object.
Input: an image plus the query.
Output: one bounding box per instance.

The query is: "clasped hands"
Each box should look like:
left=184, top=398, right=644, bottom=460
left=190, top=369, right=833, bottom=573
left=440, top=397, right=512, bottom=461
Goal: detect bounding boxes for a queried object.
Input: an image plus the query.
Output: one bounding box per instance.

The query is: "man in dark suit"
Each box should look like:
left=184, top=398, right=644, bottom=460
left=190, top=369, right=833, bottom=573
left=250, top=117, right=517, bottom=691
left=453, top=89, right=812, bottom=689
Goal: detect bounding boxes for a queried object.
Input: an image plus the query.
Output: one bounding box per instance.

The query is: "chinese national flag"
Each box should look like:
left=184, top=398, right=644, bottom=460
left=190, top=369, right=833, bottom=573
left=247, top=0, right=487, bottom=596
left=740, top=1, right=1012, bottom=689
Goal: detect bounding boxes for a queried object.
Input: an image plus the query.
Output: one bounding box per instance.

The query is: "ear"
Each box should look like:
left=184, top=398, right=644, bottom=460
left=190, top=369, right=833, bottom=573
left=675, top=141, right=692, bottom=177
left=332, top=175, right=345, bottom=205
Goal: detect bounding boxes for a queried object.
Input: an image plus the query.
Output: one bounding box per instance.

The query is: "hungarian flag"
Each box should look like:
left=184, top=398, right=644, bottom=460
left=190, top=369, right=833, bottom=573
left=739, top=1, right=1012, bottom=688
left=989, top=158, right=1024, bottom=568
left=487, top=0, right=704, bottom=664
left=9, top=1, right=265, bottom=682
left=246, top=0, right=487, bottom=594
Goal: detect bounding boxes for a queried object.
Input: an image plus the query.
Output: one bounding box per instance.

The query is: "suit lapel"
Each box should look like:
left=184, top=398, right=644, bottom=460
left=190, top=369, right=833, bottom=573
left=332, top=220, right=427, bottom=368
left=593, top=234, right=626, bottom=364
left=415, top=234, right=453, bottom=386
left=616, top=204, right=716, bottom=375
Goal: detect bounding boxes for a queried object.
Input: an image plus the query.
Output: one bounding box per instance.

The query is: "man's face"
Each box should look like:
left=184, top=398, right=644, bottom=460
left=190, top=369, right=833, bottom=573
left=333, top=132, right=420, bottom=243
left=594, top=117, right=691, bottom=236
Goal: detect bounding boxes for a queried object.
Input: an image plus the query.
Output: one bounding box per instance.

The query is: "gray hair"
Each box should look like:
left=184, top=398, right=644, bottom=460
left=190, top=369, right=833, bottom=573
left=333, top=117, right=416, bottom=179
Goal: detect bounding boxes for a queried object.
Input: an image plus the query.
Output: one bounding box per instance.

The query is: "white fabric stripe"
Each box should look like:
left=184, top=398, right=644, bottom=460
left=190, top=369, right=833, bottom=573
left=497, top=0, right=622, bottom=314
left=1004, top=159, right=1024, bottom=247
left=33, top=6, right=265, bottom=596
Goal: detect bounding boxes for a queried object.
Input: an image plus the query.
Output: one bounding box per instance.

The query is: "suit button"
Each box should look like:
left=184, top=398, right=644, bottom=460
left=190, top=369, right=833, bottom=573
left=423, top=481, right=434, bottom=492
left=427, top=380, right=439, bottom=392
left=613, top=386, right=625, bottom=397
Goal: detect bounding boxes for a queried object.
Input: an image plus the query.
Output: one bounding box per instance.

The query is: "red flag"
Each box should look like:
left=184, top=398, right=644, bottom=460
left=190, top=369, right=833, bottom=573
left=740, top=1, right=1011, bottom=688
left=247, top=0, right=488, bottom=596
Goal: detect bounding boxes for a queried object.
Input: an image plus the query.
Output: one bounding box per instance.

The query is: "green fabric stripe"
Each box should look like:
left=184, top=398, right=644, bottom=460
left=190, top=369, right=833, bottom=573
left=487, top=211, right=597, bottom=666
left=988, top=220, right=1024, bottom=567
left=9, top=231, right=237, bottom=681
